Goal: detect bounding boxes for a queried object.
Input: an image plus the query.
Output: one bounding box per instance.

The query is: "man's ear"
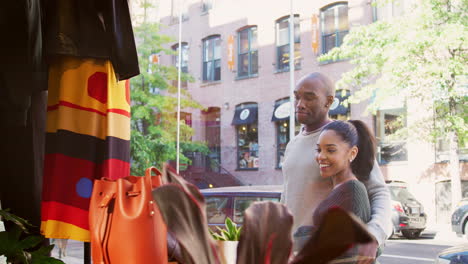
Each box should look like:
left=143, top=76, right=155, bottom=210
left=326, top=95, right=334, bottom=108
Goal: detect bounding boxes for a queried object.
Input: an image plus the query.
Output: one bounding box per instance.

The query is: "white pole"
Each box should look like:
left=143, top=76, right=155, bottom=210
left=176, top=0, right=182, bottom=174
left=289, top=0, right=296, bottom=140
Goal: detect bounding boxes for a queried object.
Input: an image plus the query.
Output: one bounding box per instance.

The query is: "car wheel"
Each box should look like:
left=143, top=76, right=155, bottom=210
left=402, top=230, right=421, bottom=239
left=463, top=220, right=468, bottom=239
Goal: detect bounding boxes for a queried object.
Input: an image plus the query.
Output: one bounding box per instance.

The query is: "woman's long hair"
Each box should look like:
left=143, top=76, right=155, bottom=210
left=321, top=120, right=376, bottom=181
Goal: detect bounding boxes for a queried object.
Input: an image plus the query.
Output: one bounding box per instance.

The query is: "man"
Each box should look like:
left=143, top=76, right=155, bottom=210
left=281, top=72, right=392, bottom=263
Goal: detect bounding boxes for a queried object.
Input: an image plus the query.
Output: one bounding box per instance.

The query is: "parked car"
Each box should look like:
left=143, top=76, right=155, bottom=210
left=386, top=180, right=427, bottom=239
left=451, top=198, right=468, bottom=238
left=435, top=243, right=468, bottom=264
left=200, top=185, right=282, bottom=229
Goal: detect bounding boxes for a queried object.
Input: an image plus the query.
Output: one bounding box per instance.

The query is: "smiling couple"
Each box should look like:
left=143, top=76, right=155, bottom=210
left=281, top=73, right=393, bottom=264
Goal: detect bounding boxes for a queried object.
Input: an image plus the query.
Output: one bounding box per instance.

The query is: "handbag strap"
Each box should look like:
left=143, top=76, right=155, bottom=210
left=145, top=167, right=163, bottom=188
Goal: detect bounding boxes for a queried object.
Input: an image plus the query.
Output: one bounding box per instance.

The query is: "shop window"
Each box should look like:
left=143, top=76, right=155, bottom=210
left=272, top=98, right=301, bottom=168
left=202, top=35, right=221, bottom=82
left=375, top=108, right=408, bottom=164
left=237, top=124, right=259, bottom=169
left=275, top=15, right=301, bottom=72
left=237, top=26, right=258, bottom=78
left=232, top=103, right=259, bottom=170
left=320, top=2, right=349, bottom=54
left=172, top=43, right=189, bottom=88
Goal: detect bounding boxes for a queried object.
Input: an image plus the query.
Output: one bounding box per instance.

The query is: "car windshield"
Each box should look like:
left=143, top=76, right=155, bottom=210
left=389, top=186, right=417, bottom=202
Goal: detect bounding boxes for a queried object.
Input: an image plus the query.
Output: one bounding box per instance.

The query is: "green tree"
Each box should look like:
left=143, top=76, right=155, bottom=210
left=320, top=0, right=467, bottom=208
left=130, top=10, right=208, bottom=175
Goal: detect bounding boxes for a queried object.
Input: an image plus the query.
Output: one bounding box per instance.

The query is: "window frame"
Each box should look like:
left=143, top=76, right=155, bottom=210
left=275, top=15, right=301, bottom=72
left=237, top=26, right=258, bottom=79
left=202, top=35, right=221, bottom=82
left=320, top=2, right=349, bottom=54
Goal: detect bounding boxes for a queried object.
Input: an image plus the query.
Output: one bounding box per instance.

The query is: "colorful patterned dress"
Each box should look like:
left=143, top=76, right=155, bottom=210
left=41, top=56, right=131, bottom=241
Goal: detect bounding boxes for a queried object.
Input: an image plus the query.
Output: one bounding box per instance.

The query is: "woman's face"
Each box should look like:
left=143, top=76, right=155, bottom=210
left=315, top=130, right=357, bottom=178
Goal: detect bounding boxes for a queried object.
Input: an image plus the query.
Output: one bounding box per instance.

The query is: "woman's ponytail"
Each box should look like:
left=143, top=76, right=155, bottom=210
left=348, top=120, right=376, bottom=181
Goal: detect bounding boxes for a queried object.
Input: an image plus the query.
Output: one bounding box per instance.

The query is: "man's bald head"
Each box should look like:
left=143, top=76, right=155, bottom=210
left=297, top=72, right=335, bottom=97
left=294, top=72, right=335, bottom=131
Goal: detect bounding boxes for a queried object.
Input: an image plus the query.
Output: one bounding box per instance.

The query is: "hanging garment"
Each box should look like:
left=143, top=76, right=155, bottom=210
left=41, top=56, right=131, bottom=241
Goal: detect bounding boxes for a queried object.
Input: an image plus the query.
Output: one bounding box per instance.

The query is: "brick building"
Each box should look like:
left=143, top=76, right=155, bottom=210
left=143, top=0, right=467, bottom=223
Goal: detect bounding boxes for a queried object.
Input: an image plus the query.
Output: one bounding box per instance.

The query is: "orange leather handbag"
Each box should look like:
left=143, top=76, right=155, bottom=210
left=89, top=167, right=168, bottom=264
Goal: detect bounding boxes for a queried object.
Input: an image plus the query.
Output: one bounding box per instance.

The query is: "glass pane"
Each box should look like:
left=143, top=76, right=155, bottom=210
left=204, top=39, right=212, bottom=61
left=250, top=27, right=258, bottom=50
left=239, top=29, right=249, bottom=53
left=337, top=31, right=348, bottom=47
left=277, top=121, right=289, bottom=168
left=205, top=61, right=213, bottom=81
left=238, top=53, right=249, bottom=77
left=338, top=4, right=349, bottom=31
left=323, top=34, right=336, bottom=53
left=277, top=19, right=289, bottom=46
left=251, top=51, right=258, bottom=75
left=234, top=197, right=260, bottom=223
left=214, top=37, right=221, bottom=59
left=214, top=59, right=221, bottom=81
left=277, top=45, right=289, bottom=70
left=206, top=197, right=229, bottom=224
left=294, top=17, right=300, bottom=43
left=294, top=42, right=301, bottom=67
left=237, top=123, right=259, bottom=169
left=182, top=44, right=189, bottom=67
left=323, top=8, right=336, bottom=35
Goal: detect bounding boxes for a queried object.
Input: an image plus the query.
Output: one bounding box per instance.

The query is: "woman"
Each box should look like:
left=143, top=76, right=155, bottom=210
left=294, top=120, right=376, bottom=263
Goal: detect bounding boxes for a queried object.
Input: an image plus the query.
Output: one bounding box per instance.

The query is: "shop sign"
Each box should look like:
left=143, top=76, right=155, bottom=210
left=311, top=14, right=319, bottom=53
left=240, top=109, right=250, bottom=120
left=274, top=101, right=291, bottom=119
left=330, top=97, right=340, bottom=110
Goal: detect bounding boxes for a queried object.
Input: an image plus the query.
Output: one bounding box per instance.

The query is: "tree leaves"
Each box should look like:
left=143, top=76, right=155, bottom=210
left=129, top=5, right=209, bottom=175
left=318, top=0, right=467, bottom=145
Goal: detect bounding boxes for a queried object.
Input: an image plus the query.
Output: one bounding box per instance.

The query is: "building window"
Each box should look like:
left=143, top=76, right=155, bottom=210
left=320, top=3, right=349, bottom=54
left=375, top=108, right=408, bottom=164
left=232, top=103, right=258, bottom=170
left=276, top=15, right=301, bottom=72
left=203, top=35, right=221, bottom=82
left=237, top=26, right=258, bottom=78
left=201, top=0, right=213, bottom=13
left=373, top=0, right=407, bottom=21
left=172, top=43, right=189, bottom=88
left=171, top=0, right=189, bottom=23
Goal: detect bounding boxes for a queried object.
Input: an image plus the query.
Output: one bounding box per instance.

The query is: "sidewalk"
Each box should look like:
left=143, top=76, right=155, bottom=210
left=427, top=223, right=467, bottom=245
left=50, top=239, right=85, bottom=264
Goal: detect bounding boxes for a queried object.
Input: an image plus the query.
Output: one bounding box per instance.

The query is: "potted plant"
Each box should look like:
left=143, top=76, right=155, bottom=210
left=0, top=209, right=64, bottom=264
left=210, top=217, right=241, bottom=264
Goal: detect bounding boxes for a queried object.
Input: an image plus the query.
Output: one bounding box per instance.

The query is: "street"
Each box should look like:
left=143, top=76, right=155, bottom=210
left=378, top=228, right=466, bottom=264
left=380, top=241, right=450, bottom=264
left=53, top=226, right=467, bottom=264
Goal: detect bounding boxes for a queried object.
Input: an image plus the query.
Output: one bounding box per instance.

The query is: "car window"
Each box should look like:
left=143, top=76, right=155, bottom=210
left=233, top=196, right=280, bottom=223
left=205, top=196, right=229, bottom=224
left=389, top=186, right=417, bottom=201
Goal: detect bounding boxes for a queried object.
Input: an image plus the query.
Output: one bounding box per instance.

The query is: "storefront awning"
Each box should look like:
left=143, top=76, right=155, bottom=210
left=271, top=100, right=292, bottom=122
left=329, top=90, right=351, bottom=116
left=232, top=104, right=258, bottom=125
